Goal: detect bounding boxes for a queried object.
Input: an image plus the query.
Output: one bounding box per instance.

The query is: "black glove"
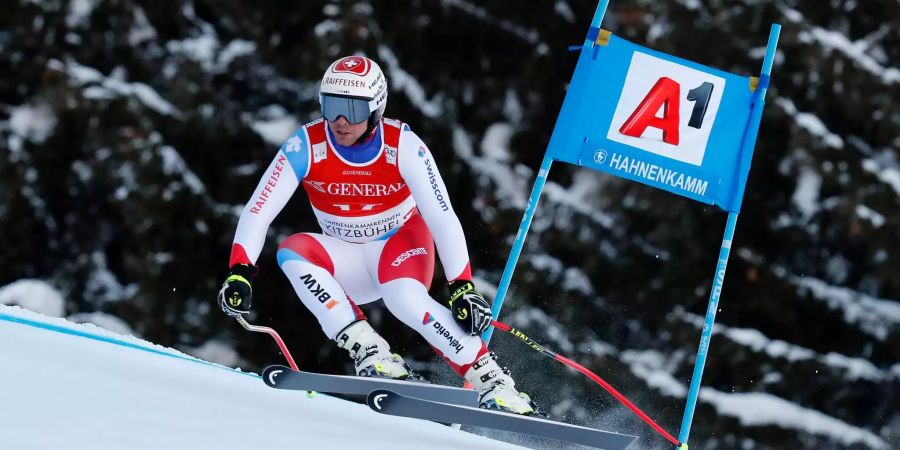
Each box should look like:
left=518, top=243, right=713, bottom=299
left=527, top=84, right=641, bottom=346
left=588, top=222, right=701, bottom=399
left=448, top=280, right=492, bottom=336
left=217, top=264, right=256, bottom=317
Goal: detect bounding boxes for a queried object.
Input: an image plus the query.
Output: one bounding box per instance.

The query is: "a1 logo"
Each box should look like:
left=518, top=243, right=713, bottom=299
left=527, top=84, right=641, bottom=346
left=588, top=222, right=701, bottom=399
left=607, top=52, right=725, bottom=166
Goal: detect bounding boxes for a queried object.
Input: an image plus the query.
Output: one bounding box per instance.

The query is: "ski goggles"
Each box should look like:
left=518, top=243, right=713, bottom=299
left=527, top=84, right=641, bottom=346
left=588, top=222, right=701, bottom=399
left=320, top=94, right=373, bottom=124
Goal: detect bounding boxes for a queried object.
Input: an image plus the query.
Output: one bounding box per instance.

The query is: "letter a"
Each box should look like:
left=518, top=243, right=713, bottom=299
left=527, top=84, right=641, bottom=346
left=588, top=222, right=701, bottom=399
left=619, top=77, right=681, bottom=145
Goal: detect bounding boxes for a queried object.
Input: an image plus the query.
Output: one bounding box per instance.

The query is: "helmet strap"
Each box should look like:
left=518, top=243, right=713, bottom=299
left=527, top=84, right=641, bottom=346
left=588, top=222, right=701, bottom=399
left=354, top=113, right=380, bottom=145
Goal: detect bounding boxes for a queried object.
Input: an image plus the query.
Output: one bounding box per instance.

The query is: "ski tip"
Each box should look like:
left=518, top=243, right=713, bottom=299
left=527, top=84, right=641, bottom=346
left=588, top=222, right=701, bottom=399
left=366, top=389, right=397, bottom=412
left=261, top=364, right=291, bottom=387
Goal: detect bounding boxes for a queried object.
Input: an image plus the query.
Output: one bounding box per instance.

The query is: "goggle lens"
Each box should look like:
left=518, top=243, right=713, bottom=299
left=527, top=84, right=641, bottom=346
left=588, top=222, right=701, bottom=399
left=321, top=95, right=371, bottom=124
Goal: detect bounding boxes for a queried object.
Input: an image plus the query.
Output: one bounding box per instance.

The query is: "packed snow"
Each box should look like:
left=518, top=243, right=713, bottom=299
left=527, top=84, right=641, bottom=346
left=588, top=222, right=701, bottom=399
left=3, top=1, right=896, bottom=449
left=0, top=304, right=526, bottom=450
left=0, top=279, right=66, bottom=317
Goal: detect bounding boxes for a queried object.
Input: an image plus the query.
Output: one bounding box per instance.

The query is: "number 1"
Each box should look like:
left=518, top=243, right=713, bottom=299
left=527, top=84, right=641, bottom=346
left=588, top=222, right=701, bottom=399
left=686, top=82, right=714, bottom=129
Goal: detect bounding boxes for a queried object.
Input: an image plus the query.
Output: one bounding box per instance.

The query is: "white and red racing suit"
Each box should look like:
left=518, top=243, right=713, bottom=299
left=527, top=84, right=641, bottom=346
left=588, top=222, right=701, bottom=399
left=228, top=117, right=487, bottom=374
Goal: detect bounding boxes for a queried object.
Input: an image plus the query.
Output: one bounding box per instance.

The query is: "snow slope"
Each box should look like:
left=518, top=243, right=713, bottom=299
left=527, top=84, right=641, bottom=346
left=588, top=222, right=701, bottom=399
left=0, top=305, right=526, bottom=450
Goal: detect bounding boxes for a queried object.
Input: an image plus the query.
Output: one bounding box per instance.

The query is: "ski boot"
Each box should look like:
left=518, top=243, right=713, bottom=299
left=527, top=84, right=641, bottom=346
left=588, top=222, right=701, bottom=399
left=336, top=320, right=417, bottom=380
left=464, top=351, right=544, bottom=416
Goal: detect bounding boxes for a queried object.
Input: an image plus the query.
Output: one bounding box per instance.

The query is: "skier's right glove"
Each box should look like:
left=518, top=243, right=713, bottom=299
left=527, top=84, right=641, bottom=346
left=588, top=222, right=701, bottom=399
left=448, top=280, right=493, bottom=336
left=217, top=263, right=257, bottom=317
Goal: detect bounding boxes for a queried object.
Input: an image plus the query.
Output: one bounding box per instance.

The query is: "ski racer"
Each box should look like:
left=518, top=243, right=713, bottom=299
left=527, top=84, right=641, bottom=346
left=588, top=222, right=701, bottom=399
left=218, top=55, right=537, bottom=415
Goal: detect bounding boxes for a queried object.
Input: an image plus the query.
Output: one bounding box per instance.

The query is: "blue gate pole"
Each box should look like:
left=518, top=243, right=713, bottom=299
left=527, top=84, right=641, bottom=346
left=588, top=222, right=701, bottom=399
left=589, top=0, right=610, bottom=28
left=676, top=211, right=738, bottom=446
left=676, top=24, right=780, bottom=447
left=481, top=0, right=610, bottom=344
left=481, top=154, right=553, bottom=344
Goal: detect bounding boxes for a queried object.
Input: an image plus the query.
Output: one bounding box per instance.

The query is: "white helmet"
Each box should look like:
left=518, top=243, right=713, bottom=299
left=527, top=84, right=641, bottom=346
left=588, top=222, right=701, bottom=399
left=319, top=56, right=387, bottom=126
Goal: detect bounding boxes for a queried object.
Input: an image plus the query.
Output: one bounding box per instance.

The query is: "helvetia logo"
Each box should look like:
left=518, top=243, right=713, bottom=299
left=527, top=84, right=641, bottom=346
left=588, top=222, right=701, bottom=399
left=427, top=316, right=465, bottom=354
left=333, top=56, right=371, bottom=76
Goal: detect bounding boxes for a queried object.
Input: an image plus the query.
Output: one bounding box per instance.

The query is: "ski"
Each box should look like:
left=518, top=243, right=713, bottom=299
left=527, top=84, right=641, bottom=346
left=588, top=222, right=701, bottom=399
left=261, top=365, right=479, bottom=407
left=366, top=389, right=637, bottom=450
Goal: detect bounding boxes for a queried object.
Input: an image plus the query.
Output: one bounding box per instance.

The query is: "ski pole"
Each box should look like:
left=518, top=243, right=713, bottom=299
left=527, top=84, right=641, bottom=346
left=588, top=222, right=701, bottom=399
left=236, top=316, right=299, bottom=371
left=491, top=320, right=682, bottom=447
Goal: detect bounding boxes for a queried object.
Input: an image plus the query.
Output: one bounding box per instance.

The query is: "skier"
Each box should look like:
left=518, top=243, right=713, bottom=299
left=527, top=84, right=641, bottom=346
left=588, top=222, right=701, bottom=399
left=218, top=55, right=537, bottom=415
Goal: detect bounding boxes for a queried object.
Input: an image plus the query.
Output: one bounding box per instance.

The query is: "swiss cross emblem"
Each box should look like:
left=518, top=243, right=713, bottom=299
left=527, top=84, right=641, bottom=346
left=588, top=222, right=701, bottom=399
left=284, top=136, right=302, bottom=153
left=333, top=56, right=370, bottom=76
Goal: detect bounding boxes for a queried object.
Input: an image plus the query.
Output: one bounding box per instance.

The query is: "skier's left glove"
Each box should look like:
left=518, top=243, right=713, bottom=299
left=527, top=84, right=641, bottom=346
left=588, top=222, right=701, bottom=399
left=448, top=280, right=492, bottom=336
left=217, top=263, right=256, bottom=317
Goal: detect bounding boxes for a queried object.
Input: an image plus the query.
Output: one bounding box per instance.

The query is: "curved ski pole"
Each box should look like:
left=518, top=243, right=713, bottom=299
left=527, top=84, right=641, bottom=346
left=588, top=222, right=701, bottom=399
left=491, top=320, right=681, bottom=447
left=236, top=316, right=299, bottom=371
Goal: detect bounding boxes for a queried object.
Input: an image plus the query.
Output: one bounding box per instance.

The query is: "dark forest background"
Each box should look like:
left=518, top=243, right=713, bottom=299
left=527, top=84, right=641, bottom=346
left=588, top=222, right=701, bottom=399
left=1, top=1, right=898, bottom=449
